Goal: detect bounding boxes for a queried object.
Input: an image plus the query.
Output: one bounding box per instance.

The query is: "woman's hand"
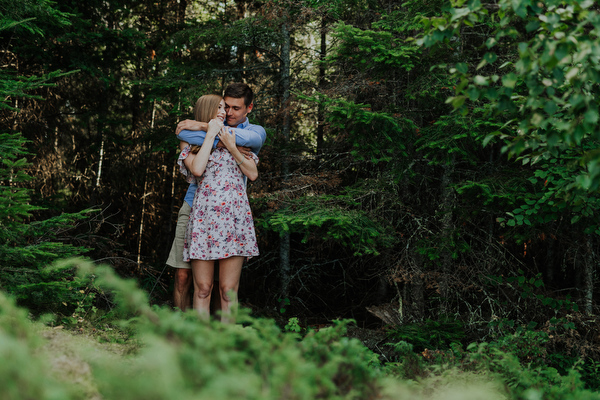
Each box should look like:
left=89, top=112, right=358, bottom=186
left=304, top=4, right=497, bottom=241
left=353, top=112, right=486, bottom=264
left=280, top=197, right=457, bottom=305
left=219, top=127, right=258, bottom=181
left=185, top=119, right=221, bottom=178
left=207, top=118, right=223, bottom=139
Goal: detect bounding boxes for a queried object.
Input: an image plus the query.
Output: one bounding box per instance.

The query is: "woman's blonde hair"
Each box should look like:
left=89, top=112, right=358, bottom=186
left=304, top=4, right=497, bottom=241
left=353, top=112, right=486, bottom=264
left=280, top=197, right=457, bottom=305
left=193, top=94, right=222, bottom=122
left=190, top=94, right=222, bottom=154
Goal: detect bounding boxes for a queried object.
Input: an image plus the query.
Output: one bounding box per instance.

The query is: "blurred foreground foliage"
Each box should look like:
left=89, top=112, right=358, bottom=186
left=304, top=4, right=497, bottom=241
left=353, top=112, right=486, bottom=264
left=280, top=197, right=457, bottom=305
left=2, top=258, right=600, bottom=400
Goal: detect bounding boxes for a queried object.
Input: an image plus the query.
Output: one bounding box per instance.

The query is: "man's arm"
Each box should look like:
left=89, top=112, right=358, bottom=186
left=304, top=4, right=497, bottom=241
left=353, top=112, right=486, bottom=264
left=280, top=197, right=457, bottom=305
left=176, top=120, right=211, bottom=148
left=177, top=128, right=212, bottom=147
left=178, top=124, right=266, bottom=154
left=226, top=124, right=266, bottom=155
left=176, top=119, right=207, bottom=135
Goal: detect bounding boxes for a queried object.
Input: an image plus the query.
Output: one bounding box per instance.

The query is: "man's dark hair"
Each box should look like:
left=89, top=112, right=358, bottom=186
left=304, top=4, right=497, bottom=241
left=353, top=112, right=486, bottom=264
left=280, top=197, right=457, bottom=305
left=224, top=82, right=254, bottom=107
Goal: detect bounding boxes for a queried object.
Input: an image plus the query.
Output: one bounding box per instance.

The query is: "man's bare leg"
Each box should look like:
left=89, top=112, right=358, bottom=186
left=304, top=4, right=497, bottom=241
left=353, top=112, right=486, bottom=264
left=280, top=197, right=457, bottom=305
left=173, top=268, right=192, bottom=311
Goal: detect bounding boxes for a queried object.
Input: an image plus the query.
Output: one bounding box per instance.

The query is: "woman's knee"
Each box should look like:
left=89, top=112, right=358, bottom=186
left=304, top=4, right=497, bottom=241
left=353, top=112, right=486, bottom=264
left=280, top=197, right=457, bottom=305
left=219, top=285, right=238, bottom=302
left=194, top=282, right=213, bottom=298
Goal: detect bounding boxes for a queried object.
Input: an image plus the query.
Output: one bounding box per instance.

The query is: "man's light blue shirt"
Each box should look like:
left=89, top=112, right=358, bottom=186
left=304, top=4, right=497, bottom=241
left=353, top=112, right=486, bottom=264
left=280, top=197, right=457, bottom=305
left=178, top=118, right=266, bottom=206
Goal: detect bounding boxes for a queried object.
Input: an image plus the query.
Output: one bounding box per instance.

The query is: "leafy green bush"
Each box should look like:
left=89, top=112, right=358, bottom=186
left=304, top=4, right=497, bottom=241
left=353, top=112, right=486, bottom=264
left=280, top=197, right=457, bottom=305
left=258, top=193, right=395, bottom=256
left=467, top=332, right=600, bottom=400
left=0, top=291, right=80, bottom=400
left=387, top=317, right=465, bottom=353
left=66, top=258, right=383, bottom=400
left=0, top=133, right=96, bottom=317
left=0, top=258, right=384, bottom=399
left=5, top=258, right=600, bottom=400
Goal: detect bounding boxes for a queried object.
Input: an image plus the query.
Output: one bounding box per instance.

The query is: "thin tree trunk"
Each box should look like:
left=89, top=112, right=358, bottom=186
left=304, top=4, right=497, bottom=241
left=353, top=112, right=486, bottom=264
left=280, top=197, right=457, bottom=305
left=96, top=137, right=105, bottom=188
left=439, top=156, right=455, bottom=316
left=177, top=0, right=187, bottom=24
left=583, top=235, right=595, bottom=315
left=410, top=251, right=425, bottom=322
left=137, top=100, right=157, bottom=270
left=137, top=175, right=150, bottom=268
left=280, top=20, right=292, bottom=297
left=235, top=0, right=246, bottom=78
left=316, top=17, right=326, bottom=164
left=281, top=21, right=291, bottom=177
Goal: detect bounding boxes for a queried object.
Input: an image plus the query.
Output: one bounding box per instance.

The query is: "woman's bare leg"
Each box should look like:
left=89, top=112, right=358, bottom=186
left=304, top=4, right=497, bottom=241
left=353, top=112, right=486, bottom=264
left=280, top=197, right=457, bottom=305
left=191, top=260, right=215, bottom=319
left=218, top=256, right=244, bottom=323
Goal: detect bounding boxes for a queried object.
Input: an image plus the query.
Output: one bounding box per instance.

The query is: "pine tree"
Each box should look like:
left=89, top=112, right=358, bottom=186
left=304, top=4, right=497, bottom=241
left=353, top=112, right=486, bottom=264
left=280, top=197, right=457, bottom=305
left=0, top=0, right=96, bottom=317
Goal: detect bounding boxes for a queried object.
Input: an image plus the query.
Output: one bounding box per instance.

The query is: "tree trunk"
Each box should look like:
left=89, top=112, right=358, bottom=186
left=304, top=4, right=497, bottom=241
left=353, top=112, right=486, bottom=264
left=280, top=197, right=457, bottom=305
left=137, top=100, right=158, bottom=270
left=235, top=0, right=246, bottom=78
left=583, top=235, right=595, bottom=315
left=316, top=17, right=326, bottom=164
left=137, top=172, right=150, bottom=268
left=410, top=251, right=425, bottom=322
left=96, top=136, right=105, bottom=188
left=439, top=156, right=455, bottom=316
left=280, top=20, right=292, bottom=298
left=177, top=0, right=187, bottom=25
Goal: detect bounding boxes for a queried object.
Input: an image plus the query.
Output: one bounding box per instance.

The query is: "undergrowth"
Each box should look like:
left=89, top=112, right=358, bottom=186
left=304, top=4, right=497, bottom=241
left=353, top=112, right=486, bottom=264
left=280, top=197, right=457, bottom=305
left=1, top=258, right=599, bottom=400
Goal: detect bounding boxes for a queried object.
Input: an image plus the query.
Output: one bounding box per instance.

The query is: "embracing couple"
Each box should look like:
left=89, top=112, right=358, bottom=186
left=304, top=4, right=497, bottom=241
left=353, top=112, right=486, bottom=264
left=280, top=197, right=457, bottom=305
left=166, top=82, right=266, bottom=322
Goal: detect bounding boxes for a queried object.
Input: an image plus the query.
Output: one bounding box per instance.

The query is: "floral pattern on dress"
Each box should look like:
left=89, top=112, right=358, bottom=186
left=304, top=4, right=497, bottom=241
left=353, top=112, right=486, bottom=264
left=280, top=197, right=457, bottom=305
left=178, top=146, right=259, bottom=261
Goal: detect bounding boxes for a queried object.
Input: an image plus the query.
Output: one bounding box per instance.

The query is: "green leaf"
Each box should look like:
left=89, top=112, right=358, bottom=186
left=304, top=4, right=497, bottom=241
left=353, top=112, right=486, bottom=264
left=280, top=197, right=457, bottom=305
left=584, top=109, right=599, bottom=124
left=483, top=52, right=497, bottom=64
left=474, top=75, right=488, bottom=86
left=502, top=73, right=518, bottom=88
left=455, top=63, right=468, bottom=74
left=447, top=96, right=467, bottom=108
left=483, top=133, right=497, bottom=147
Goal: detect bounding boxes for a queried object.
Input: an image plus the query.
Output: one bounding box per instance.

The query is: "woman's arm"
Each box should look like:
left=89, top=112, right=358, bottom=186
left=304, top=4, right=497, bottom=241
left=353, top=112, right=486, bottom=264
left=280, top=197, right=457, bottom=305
left=218, top=127, right=259, bottom=181
left=185, top=119, right=221, bottom=177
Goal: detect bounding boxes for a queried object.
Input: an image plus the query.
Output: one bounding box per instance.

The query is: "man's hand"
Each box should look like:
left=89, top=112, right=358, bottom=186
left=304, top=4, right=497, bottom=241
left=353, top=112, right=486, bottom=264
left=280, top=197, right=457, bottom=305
left=176, top=119, right=206, bottom=135
left=215, top=140, right=252, bottom=156
left=218, top=143, right=252, bottom=157
left=237, top=146, right=252, bottom=159
left=218, top=126, right=236, bottom=149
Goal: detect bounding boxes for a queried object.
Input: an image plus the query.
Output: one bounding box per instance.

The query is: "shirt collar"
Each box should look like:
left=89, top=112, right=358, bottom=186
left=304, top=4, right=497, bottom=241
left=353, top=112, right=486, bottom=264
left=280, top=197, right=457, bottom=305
left=231, top=117, right=250, bottom=129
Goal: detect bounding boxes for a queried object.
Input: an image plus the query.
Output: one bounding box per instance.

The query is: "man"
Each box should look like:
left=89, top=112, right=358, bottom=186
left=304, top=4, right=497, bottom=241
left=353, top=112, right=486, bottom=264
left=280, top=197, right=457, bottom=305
left=166, top=82, right=266, bottom=311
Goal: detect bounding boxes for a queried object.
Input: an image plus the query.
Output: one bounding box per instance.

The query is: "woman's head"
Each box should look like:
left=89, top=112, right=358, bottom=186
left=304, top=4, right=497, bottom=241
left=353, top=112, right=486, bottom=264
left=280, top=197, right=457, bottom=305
left=189, top=94, right=225, bottom=154
left=193, top=94, right=225, bottom=123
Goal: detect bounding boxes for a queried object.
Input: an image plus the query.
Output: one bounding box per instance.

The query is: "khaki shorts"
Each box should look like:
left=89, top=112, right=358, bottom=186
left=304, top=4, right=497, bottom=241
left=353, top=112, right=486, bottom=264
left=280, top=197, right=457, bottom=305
left=166, top=202, right=192, bottom=269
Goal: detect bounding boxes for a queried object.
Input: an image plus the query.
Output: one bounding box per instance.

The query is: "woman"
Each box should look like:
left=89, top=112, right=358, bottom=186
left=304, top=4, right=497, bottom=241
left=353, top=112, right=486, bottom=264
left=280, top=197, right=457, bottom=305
left=178, top=94, right=259, bottom=321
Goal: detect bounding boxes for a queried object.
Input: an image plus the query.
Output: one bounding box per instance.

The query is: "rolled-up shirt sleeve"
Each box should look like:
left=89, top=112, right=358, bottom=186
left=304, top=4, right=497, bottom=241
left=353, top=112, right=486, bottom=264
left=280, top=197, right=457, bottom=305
left=176, top=129, right=216, bottom=148
left=228, top=124, right=266, bottom=155
left=177, top=124, right=266, bottom=155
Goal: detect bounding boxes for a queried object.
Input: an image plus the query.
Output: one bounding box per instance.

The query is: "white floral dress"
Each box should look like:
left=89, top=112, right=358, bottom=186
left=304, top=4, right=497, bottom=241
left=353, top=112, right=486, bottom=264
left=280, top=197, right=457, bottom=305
left=178, top=146, right=259, bottom=261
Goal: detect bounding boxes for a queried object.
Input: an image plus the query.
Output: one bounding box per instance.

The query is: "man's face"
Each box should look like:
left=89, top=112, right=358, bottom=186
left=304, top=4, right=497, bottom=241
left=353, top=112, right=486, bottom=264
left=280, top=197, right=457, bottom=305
left=224, top=96, right=253, bottom=128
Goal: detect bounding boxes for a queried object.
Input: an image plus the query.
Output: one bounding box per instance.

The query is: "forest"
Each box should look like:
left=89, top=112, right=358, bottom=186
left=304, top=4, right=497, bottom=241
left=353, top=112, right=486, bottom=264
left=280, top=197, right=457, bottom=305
left=2, top=0, right=600, bottom=398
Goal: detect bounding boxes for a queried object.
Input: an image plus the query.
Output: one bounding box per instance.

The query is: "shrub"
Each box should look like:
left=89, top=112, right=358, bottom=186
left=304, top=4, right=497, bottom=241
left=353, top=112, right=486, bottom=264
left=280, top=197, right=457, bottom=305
left=0, top=291, right=79, bottom=400
left=387, top=317, right=465, bottom=352
left=70, top=259, right=383, bottom=400
left=0, top=132, right=96, bottom=318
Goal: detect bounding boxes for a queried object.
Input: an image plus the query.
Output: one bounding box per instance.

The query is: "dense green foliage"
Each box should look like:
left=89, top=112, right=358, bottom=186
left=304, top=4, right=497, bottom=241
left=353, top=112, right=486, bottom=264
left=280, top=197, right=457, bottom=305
left=2, top=0, right=600, bottom=396
left=419, top=0, right=600, bottom=186
left=3, top=263, right=600, bottom=399
left=0, top=134, right=96, bottom=315
left=0, top=2, right=97, bottom=317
